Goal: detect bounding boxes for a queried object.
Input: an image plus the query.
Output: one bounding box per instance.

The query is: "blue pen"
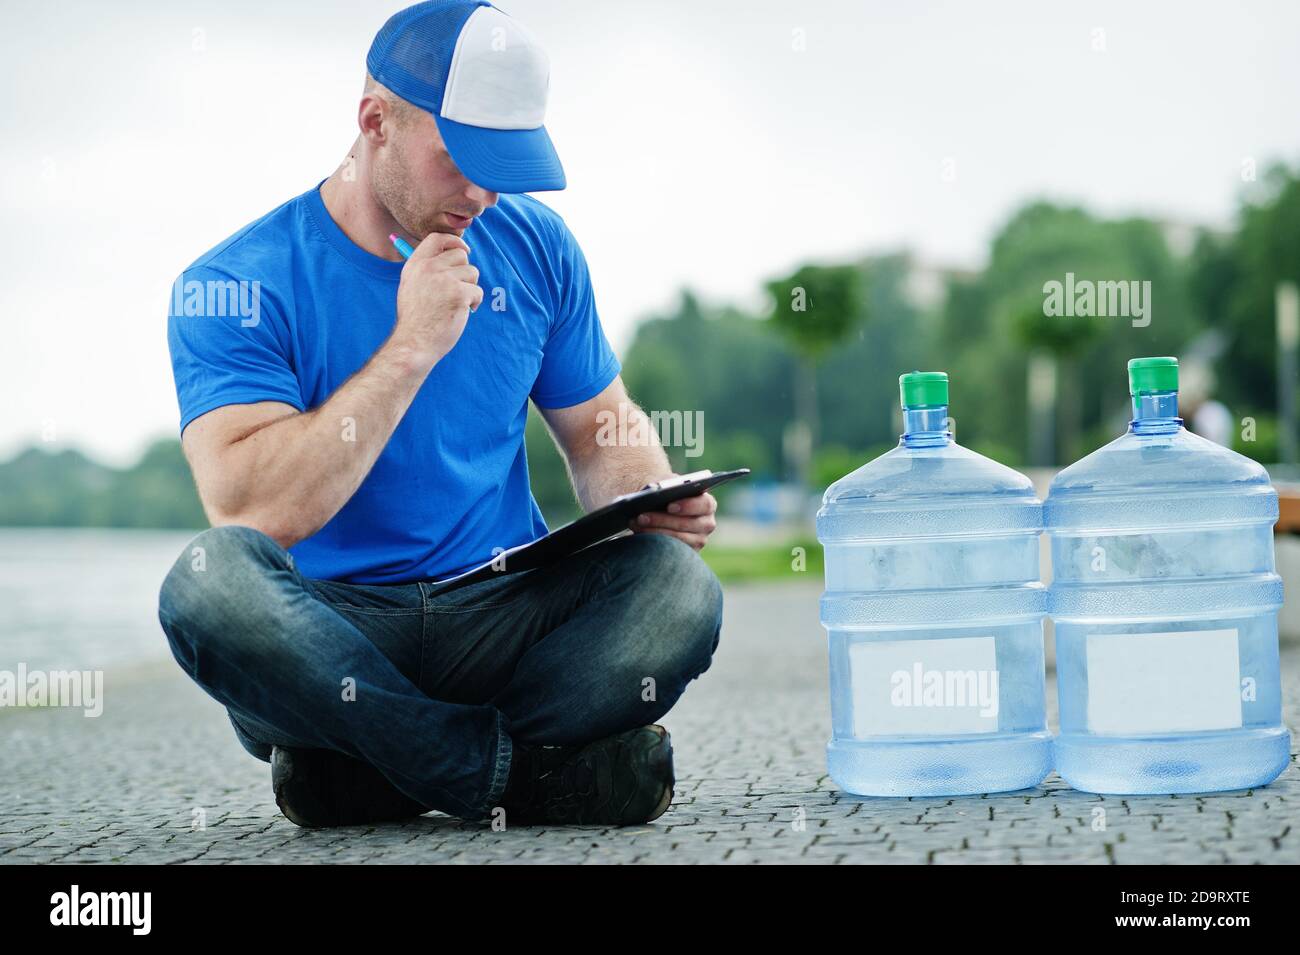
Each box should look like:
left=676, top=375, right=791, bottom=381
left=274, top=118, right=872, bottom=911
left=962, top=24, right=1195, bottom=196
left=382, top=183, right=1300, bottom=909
left=389, top=233, right=416, bottom=259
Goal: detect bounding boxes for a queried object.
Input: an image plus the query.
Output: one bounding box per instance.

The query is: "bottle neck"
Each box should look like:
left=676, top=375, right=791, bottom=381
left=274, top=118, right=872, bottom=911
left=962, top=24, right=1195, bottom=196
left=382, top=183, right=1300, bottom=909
left=902, top=405, right=952, bottom=448
left=1130, top=390, right=1183, bottom=435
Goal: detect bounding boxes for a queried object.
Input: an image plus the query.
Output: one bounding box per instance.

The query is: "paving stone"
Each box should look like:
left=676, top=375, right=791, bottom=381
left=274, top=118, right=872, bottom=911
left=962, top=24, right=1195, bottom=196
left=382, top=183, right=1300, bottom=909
left=1, top=583, right=1297, bottom=863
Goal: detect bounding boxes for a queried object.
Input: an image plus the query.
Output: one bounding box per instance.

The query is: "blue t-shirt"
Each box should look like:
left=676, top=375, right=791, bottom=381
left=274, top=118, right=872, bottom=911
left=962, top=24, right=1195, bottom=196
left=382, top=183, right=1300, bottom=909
left=166, top=184, right=620, bottom=584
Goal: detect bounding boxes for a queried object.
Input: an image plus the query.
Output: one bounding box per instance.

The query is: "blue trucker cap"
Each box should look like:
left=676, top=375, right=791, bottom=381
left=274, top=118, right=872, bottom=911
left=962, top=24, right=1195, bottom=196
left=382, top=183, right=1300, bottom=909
left=366, top=1, right=566, bottom=193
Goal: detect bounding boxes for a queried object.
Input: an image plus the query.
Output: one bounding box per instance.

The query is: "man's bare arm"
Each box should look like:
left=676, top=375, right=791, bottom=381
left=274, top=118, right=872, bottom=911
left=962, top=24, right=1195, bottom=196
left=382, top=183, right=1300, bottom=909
left=539, top=376, right=718, bottom=550
left=538, top=377, right=670, bottom=511
left=181, top=232, right=483, bottom=548
left=184, top=344, right=431, bottom=547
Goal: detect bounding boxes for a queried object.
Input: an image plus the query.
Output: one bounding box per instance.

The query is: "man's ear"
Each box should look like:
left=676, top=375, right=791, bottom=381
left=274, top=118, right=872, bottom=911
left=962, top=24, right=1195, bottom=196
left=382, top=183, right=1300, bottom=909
left=358, top=95, right=390, bottom=146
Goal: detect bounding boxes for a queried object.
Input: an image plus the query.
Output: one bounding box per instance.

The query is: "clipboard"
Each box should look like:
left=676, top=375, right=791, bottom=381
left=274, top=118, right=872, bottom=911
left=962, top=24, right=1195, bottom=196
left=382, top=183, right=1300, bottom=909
left=425, top=468, right=750, bottom=596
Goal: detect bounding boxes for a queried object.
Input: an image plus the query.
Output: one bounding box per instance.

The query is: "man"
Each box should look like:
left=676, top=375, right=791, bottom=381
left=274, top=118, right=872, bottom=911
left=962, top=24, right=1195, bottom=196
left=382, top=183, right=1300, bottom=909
left=158, top=0, right=723, bottom=829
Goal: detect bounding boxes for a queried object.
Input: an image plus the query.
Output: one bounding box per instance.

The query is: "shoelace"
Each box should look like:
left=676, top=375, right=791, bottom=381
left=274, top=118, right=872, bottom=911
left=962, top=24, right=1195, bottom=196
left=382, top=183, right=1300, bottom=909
left=538, top=743, right=614, bottom=819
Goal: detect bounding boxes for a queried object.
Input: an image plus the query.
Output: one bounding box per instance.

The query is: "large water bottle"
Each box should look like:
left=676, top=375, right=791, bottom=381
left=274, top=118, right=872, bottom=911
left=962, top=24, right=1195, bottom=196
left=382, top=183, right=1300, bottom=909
left=817, top=371, right=1052, bottom=796
left=1046, top=357, right=1289, bottom=794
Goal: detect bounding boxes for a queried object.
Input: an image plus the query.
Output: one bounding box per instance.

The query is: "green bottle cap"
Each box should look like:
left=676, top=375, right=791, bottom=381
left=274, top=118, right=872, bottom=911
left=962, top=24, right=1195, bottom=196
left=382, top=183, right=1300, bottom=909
left=1127, top=356, right=1179, bottom=395
left=899, top=371, right=949, bottom=408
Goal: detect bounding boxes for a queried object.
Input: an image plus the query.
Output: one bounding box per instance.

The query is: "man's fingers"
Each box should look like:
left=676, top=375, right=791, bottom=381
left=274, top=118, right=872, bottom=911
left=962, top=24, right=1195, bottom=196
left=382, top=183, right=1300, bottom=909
left=665, top=491, right=716, bottom=516
left=430, top=247, right=470, bottom=268
left=633, top=511, right=717, bottom=534
left=445, top=264, right=480, bottom=285
left=409, top=231, right=470, bottom=259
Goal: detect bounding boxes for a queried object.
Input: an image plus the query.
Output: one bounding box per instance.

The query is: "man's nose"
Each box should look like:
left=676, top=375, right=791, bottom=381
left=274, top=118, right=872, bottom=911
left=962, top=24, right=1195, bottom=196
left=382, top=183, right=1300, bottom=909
left=466, top=183, right=498, bottom=210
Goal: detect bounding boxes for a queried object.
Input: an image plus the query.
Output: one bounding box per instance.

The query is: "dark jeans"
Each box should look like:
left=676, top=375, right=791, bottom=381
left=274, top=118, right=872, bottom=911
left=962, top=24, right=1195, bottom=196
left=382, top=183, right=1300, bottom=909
left=156, top=525, right=723, bottom=821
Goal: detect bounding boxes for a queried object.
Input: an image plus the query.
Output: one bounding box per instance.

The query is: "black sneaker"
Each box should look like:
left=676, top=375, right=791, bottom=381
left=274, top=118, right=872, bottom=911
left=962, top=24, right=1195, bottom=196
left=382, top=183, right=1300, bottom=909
left=271, top=745, right=432, bottom=829
left=498, top=725, right=675, bottom=826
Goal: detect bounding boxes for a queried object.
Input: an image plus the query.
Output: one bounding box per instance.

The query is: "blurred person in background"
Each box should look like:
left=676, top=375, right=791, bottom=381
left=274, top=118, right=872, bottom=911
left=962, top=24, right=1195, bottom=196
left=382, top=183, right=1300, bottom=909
left=1181, top=363, right=1234, bottom=448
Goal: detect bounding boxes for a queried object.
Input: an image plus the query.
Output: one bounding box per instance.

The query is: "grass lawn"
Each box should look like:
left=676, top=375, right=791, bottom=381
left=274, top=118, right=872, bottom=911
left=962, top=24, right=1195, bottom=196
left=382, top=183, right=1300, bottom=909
left=699, top=538, right=823, bottom=583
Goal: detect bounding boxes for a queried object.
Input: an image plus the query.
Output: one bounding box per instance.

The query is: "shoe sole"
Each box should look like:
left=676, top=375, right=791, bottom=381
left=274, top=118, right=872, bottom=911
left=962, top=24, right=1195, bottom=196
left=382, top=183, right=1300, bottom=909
left=621, top=725, right=675, bottom=825
left=271, top=747, right=325, bottom=829
left=648, top=728, right=675, bottom=822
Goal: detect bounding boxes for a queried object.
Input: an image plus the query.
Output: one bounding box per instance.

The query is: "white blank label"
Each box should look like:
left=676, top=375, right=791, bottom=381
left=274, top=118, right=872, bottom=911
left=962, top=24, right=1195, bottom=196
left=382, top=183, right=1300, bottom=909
left=849, top=636, right=999, bottom=738
left=1086, top=628, right=1242, bottom=735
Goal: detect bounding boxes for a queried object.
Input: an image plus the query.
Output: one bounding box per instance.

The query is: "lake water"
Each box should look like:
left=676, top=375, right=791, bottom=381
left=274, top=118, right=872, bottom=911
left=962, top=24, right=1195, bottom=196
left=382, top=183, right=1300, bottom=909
left=0, top=528, right=198, bottom=673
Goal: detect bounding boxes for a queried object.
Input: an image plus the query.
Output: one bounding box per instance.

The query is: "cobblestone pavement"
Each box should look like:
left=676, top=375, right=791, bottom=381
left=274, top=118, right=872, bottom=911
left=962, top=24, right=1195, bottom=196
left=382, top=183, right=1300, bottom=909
left=2, top=583, right=1297, bottom=864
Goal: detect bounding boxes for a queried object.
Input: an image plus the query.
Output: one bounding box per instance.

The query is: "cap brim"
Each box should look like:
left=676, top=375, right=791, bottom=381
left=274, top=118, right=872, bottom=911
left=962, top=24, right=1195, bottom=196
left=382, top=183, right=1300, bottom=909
left=434, top=115, right=566, bottom=193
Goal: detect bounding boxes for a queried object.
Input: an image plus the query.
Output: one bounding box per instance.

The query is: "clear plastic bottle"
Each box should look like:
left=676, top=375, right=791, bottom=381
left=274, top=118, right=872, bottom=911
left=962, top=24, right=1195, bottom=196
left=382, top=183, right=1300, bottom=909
left=817, top=371, right=1052, bottom=796
left=1046, top=357, right=1289, bottom=794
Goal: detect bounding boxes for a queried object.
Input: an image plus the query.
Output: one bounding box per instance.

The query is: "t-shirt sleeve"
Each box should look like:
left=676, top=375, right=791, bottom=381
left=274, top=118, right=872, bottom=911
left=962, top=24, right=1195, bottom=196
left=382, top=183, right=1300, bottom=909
left=528, top=221, right=621, bottom=409
left=166, top=265, right=304, bottom=435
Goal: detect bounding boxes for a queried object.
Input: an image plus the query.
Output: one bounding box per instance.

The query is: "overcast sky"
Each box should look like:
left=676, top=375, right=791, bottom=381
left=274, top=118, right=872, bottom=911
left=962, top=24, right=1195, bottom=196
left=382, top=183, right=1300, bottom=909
left=2, top=0, right=1299, bottom=464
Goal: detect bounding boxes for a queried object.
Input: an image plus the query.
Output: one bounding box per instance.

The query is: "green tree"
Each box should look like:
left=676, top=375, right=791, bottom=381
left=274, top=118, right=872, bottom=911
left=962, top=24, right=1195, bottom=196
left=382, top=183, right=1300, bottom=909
left=621, top=291, right=795, bottom=479
left=941, top=202, right=1198, bottom=464
left=1194, top=164, right=1300, bottom=422
left=764, top=264, right=867, bottom=485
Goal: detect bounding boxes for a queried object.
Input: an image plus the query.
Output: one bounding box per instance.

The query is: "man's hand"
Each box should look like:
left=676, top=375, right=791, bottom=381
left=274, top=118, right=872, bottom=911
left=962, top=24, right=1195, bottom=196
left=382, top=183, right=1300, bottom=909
left=630, top=490, right=718, bottom=551
left=392, top=232, right=484, bottom=363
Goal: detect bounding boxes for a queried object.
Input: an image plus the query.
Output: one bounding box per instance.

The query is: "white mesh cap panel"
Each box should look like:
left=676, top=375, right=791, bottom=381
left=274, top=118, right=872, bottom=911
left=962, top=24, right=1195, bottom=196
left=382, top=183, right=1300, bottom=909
left=440, top=6, right=550, bottom=130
